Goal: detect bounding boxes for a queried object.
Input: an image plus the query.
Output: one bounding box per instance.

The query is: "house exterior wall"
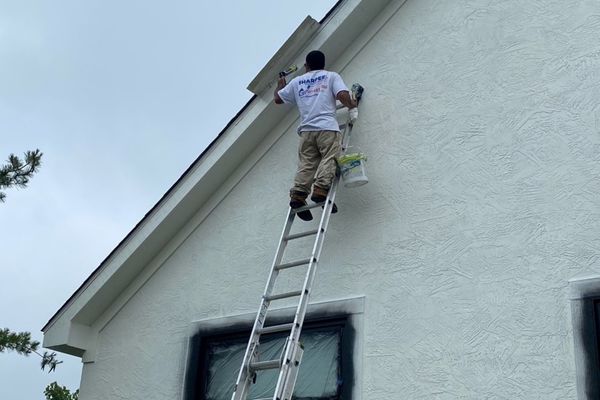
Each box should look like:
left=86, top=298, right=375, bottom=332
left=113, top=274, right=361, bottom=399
left=79, top=0, right=600, bottom=398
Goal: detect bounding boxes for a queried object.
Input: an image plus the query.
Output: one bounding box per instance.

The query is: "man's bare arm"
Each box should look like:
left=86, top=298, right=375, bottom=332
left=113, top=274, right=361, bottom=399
left=274, top=77, right=286, bottom=104
left=336, top=90, right=357, bottom=109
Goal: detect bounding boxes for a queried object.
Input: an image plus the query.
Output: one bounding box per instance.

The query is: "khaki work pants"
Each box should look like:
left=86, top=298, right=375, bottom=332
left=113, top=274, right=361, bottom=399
left=291, top=130, right=342, bottom=195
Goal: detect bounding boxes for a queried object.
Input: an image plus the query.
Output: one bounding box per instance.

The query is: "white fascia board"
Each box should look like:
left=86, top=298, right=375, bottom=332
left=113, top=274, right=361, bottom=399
left=247, top=16, right=320, bottom=95
left=250, top=0, right=395, bottom=98
left=43, top=321, right=91, bottom=358
left=42, top=0, right=395, bottom=358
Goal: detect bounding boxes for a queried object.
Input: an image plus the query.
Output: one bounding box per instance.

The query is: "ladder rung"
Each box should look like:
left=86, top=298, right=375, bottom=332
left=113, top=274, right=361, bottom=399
left=250, top=359, right=281, bottom=371
left=285, top=229, right=319, bottom=241
left=258, top=322, right=295, bottom=334
left=264, top=290, right=303, bottom=301
left=311, top=198, right=328, bottom=205
left=291, top=203, right=322, bottom=213
left=275, top=258, right=312, bottom=271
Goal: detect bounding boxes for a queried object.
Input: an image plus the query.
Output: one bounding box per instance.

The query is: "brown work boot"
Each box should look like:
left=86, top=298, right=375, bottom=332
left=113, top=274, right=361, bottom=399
left=310, top=186, right=338, bottom=214
left=289, top=190, right=313, bottom=221
left=310, top=186, right=328, bottom=203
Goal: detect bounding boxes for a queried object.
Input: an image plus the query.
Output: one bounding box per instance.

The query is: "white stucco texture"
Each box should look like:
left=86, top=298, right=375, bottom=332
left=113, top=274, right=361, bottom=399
left=79, top=0, right=600, bottom=399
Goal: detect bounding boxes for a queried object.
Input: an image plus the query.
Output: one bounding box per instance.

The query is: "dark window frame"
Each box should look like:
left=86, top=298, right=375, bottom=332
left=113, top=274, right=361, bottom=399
left=574, top=294, right=600, bottom=399
left=185, top=315, right=354, bottom=400
left=594, top=299, right=600, bottom=373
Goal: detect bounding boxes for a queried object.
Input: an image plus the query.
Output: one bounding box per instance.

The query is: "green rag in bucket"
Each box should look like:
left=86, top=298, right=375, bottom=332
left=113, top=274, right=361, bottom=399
left=337, top=153, right=368, bottom=177
left=337, top=153, right=367, bottom=165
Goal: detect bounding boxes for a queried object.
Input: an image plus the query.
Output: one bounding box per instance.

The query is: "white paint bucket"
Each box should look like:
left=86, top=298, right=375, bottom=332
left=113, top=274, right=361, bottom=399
left=338, top=153, right=369, bottom=188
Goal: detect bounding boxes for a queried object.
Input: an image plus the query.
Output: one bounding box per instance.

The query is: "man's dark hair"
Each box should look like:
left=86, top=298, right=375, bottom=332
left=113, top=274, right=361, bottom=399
left=306, top=50, right=325, bottom=70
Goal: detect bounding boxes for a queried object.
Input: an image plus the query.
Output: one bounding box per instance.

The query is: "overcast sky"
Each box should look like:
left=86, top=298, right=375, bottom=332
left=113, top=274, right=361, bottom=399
left=0, top=1, right=337, bottom=398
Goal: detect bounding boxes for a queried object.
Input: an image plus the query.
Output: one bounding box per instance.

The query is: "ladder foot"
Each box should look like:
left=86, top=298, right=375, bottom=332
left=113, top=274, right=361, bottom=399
left=290, top=199, right=314, bottom=221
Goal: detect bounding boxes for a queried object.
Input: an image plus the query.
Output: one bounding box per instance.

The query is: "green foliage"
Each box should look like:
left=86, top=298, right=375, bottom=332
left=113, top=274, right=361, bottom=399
left=41, top=351, right=63, bottom=372
left=0, top=149, right=43, bottom=202
left=44, top=382, right=79, bottom=400
left=1, top=150, right=74, bottom=396
left=0, top=328, right=62, bottom=371
left=0, top=328, right=39, bottom=355
left=1, top=150, right=72, bottom=397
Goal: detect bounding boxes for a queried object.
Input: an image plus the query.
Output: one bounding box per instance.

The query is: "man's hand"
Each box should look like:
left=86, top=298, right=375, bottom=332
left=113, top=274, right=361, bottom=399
left=337, top=90, right=357, bottom=109
left=274, top=77, right=286, bottom=104
left=337, top=90, right=358, bottom=124
left=349, top=107, right=358, bottom=125
left=277, top=76, right=286, bottom=90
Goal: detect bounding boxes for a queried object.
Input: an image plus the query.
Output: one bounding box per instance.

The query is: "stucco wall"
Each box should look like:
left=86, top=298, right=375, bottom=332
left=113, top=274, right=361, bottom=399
left=79, top=0, right=600, bottom=398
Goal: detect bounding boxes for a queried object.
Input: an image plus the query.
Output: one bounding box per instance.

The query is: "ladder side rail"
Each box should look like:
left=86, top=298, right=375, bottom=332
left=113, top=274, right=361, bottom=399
left=341, top=121, right=354, bottom=152
left=272, top=123, right=353, bottom=400
left=231, top=210, right=296, bottom=400
left=261, top=209, right=297, bottom=301
left=236, top=104, right=359, bottom=400
left=272, top=175, right=341, bottom=400
left=292, top=175, right=340, bottom=333
left=294, top=177, right=340, bottom=336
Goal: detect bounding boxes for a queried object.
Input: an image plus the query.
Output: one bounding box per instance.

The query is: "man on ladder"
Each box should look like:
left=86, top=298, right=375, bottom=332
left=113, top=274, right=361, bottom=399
left=274, top=50, right=358, bottom=221
left=230, top=53, right=363, bottom=400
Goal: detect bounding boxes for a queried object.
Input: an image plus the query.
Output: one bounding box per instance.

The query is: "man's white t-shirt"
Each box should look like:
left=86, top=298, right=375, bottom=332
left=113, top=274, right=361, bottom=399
left=278, top=70, right=348, bottom=134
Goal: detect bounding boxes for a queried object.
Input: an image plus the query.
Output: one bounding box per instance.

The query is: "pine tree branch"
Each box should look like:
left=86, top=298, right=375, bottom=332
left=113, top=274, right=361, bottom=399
left=0, top=328, right=39, bottom=355
left=0, top=149, right=43, bottom=202
left=41, top=351, right=63, bottom=372
left=1, top=328, right=62, bottom=371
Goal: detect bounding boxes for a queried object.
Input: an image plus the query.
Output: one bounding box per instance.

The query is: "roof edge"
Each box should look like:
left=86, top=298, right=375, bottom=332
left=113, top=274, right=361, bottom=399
left=41, top=94, right=257, bottom=333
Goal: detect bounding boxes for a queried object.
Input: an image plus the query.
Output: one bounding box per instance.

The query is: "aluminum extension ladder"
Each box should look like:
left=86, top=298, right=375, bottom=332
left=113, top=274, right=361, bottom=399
left=231, top=84, right=363, bottom=400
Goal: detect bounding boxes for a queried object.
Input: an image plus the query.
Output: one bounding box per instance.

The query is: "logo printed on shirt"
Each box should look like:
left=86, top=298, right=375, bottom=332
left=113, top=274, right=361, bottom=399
left=298, top=75, right=329, bottom=98
left=298, top=75, right=327, bottom=85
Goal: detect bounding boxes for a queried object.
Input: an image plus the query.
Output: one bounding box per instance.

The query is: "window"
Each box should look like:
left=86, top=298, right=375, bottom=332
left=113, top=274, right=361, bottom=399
left=186, top=316, right=354, bottom=400
left=595, top=299, right=600, bottom=371
left=569, top=275, right=600, bottom=399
